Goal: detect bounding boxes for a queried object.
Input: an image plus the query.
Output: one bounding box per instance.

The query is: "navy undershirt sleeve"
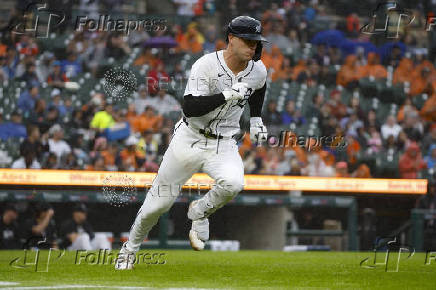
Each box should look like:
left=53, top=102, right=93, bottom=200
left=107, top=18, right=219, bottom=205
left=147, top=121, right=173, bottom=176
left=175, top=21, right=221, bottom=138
left=182, top=93, right=226, bottom=117
left=248, top=82, right=266, bottom=117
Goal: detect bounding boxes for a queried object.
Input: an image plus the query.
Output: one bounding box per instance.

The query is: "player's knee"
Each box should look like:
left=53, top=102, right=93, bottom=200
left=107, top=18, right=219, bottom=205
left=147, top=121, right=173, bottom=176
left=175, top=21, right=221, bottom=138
left=144, top=202, right=172, bottom=217
left=221, top=178, right=244, bottom=194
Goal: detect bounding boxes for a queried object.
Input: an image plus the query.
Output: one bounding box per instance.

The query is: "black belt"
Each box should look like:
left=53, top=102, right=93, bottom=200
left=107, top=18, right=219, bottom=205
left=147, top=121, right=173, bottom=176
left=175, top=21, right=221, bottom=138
left=183, top=117, right=223, bottom=140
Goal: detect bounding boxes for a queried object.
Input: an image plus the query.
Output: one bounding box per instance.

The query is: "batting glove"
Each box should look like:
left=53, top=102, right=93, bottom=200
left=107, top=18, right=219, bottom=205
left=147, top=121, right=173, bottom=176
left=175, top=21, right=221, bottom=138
left=250, top=117, right=268, bottom=146
left=222, top=82, right=249, bottom=101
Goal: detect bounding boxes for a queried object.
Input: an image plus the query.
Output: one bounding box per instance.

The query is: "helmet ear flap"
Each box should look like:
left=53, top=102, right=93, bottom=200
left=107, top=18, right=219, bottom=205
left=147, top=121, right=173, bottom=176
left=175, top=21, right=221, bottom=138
left=253, top=42, right=263, bottom=61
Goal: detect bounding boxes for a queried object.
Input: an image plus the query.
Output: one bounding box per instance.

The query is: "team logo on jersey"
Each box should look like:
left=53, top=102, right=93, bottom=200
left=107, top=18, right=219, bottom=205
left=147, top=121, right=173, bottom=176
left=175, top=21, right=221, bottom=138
left=232, top=88, right=253, bottom=108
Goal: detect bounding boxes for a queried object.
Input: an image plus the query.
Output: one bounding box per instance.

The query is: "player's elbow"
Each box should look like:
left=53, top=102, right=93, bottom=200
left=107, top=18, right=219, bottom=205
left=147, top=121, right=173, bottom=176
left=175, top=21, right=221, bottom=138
left=182, top=98, right=197, bottom=117
left=182, top=95, right=203, bottom=117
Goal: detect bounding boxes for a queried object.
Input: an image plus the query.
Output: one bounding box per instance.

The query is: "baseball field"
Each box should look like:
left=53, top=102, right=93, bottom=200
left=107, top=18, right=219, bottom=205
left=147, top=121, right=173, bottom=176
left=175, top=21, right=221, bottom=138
left=1, top=250, right=435, bottom=289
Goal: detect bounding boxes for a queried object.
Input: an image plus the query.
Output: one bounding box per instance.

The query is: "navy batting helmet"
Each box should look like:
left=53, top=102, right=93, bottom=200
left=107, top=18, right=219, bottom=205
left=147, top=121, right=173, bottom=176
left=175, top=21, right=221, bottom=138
left=226, top=16, right=268, bottom=61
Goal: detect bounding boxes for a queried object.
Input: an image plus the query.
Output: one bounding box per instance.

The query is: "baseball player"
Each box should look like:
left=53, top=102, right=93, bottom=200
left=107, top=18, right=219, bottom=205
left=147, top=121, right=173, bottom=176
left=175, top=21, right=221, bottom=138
left=116, top=16, right=268, bottom=270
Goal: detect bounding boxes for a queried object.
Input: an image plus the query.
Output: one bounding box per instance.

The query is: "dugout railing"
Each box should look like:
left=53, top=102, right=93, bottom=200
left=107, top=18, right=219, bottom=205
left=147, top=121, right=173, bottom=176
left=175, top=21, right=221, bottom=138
left=411, top=209, right=436, bottom=252
left=0, top=189, right=358, bottom=250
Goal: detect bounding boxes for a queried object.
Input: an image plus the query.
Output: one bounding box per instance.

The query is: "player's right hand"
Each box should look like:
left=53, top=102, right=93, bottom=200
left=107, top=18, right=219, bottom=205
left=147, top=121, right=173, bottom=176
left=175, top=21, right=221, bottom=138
left=222, top=82, right=249, bottom=101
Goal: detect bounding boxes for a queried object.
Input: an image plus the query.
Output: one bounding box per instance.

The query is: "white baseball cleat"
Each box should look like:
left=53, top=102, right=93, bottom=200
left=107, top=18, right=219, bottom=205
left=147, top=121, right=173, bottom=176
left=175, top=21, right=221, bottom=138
left=115, top=242, right=136, bottom=270
left=189, top=218, right=209, bottom=251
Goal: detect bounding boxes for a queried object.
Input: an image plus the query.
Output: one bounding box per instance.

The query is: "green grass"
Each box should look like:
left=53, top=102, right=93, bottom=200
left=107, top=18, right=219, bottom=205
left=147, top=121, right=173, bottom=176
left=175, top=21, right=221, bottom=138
left=1, top=250, right=435, bottom=289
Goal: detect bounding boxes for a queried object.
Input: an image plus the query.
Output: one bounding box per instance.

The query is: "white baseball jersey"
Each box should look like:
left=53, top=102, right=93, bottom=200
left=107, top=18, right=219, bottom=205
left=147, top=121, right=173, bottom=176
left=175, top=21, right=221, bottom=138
left=183, top=50, right=267, bottom=137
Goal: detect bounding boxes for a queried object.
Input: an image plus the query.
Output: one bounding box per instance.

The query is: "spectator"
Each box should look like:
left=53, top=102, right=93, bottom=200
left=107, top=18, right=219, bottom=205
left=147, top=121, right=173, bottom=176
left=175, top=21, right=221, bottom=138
left=335, top=161, right=349, bottom=177
left=0, top=56, right=8, bottom=82
left=29, top=98, right=47, bottom=126
left=173, top=0, right=196, bottom=16
left=420, top=92, right=436, bottom=122
left=137, top=130, right=159, bottom=172
left=402, top=110, right=424, bottom=141
left=306, top=93, right=323, bottom=120
left=364, top=109, right=381, bottom=131
left=12, top=149, right=41, bottom=169
left=0, top=204, right=21, bottom=249
left=366, top=127, right=383, bottom=155
left=178, top=22, right=205, bottom=54
left=425, top=145, right=436, bottom=169
left=118, top=135, right=144, bottom=171
left=3, top=46, right=19, bottom=80
left=203, top=25, right=217, bottom=53
left=327, top=90, right=347, bottom=120
left=131, top=106, right=163, bottom=133
left=336, top=54, right=359, bottom=89
left=18, top=85, right=39, bottom=114
left=49, top=89, right=67, bottom=117
left=90, top=103, right=115, bottom=132
left=48, top=124, right=71, bottom=160
left=346, top=13, right=360, bottom=38
left=59, top=203, right=111, bottom=250
left=61, top=152, right=80, bottom=169
left=281, top=100, right=305, bottom=126
left=133, top=85, right=157, bottom=115
left=133, top=48, right=162, bottom=68
left=146, top=62, right=169, bottom=96
left=16, top=35, right=38, bottom=56
left=23, top=203, right=57, bottom=249
left=86, top=155, right=106, bottom=171
left=381, top=115, right=402, bottom=140
left=397, top=97, right=418, bottom=123
left=393, top=57, right=413, bottom=85
left=105, top=32, right=131, bottom=59
left=272, top=57, right=292, bottom=82
left=153, top=88, right=181, bottom=116
left=20, top=125, right=49, bottom=161
left=47, top=60, right=69, bottom=87
left=347, top=96, right=365, bottom=120
left=422, top=124, right=436, bottom=154
left=0, top=110, right=27, bottom=140
left=302, top=152, right=335, bottom=177
left=61, top=53, right=82, bottom=78
left=288, top=30, right=301, bottom=52
left=39, top=106, right=61, bottom=134
left=410, top=66, right=434, bottom=96
left=399, top=142, right=427, bottom=178
left=100, top=143, right=118, bottom=171
left=262, top=100, right=282, bottom=127
left=358, top=52, right=387, bottom=79
left=383, top=44, right=403, bottom=67
left=42, top=152, right=59, bottom=169
left=352, top=164, right=372, bottom=178
left=20, top=62, right=40, bottom=87
left=313, top=44, right=329, bottom=66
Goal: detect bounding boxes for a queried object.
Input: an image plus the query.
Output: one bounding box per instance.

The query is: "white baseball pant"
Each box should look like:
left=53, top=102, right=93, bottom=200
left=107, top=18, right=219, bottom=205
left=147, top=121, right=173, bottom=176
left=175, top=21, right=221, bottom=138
left=125, top=119, right=244, bottom=252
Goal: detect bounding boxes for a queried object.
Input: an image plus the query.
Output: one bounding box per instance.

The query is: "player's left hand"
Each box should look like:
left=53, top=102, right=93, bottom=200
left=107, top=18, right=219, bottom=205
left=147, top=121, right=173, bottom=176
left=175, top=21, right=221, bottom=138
left=250, top=117, right=268, bottom=146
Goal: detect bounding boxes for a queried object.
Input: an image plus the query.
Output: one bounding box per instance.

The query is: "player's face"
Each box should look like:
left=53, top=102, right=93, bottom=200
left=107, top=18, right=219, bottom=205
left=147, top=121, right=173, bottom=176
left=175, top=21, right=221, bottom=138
left=231, top=35, right=258, bottom=61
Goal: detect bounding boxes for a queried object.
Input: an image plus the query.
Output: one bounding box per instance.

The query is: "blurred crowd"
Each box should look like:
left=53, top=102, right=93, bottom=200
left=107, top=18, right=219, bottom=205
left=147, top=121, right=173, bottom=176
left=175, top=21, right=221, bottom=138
left=0, top=0, right=434, bottom=180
